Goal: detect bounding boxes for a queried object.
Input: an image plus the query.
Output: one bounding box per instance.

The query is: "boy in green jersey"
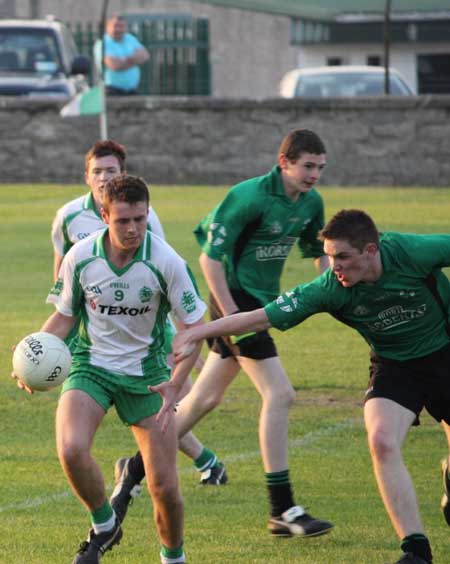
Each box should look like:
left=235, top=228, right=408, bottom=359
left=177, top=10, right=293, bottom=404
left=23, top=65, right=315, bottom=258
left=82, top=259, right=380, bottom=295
left=15, top=175, right=206, bottom=564
left=173, top=209, right=450, bottom=564
left=174, top=129, right=333, bottom=537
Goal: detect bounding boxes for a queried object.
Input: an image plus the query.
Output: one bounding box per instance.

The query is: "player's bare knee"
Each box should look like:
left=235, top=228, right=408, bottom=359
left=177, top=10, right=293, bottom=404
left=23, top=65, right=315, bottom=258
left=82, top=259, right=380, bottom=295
left=58, top=440, right=89, bottom=468
left=150, top=478, right=182, bottom=508
left=367, top=427, right=399, bottom=461
left=286, top=386, right=297, bottom=407
left=201, top=389, right=223, bottom=412
left=186, top=389, right=222, bottom=415
left=265, top=386, right=296, bottom=410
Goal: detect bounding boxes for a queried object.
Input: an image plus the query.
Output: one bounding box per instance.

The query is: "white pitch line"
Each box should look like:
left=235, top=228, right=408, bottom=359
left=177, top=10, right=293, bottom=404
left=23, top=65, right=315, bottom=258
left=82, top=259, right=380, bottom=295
left=222, top=417, right=360, bottom=462
left=0, top=491, right=73, bottom=513
left=0, top=418, right=360, bottom=514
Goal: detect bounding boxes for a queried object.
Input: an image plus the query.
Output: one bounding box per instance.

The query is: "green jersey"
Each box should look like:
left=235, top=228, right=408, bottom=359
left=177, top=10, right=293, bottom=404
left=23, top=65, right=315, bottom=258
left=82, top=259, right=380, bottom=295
left=266, top=232, right=450, bottom=361
left=194, top=165, right=325, bottom=305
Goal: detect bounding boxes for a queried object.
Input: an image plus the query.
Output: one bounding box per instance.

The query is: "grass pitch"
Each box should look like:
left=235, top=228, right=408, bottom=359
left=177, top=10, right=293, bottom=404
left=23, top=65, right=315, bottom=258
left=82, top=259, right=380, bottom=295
left=0, top=184, right=449, bottom=563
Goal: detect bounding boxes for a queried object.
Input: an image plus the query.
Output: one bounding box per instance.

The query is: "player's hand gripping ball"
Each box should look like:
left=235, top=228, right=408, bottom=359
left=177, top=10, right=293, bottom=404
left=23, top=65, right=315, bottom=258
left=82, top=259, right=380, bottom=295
left=13, top=332, right=72, bottom=391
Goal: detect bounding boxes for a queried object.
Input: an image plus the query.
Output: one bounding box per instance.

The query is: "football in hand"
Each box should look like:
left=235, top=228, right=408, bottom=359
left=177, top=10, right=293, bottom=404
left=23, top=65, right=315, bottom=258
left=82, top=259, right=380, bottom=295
left=13, top=332, right=72, bottom=391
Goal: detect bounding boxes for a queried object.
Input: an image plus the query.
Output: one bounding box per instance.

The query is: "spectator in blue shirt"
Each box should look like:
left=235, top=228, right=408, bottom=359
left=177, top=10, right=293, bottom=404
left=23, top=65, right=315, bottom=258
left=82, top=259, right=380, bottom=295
left=95, top=14, right=149, bottom=95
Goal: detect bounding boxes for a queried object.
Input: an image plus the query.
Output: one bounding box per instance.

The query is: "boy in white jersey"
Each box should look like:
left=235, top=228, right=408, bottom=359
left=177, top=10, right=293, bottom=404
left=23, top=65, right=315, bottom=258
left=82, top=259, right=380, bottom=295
left=15, top=175, right=206, bottom=564
left=51, top=140, right=164, bottom=280
left=51, top=140, right=226, bottom=524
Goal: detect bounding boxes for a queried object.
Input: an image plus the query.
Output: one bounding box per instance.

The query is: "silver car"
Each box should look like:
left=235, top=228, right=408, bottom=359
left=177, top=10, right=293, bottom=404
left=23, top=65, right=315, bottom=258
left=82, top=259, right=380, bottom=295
left=279, top=65, right=415, bottom=97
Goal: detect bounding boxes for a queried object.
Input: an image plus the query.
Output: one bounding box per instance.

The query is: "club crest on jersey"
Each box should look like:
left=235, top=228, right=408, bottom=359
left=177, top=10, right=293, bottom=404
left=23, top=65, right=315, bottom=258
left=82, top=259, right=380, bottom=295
left=139, top=286, right=153, bottom=303
left=270, top=221, right=282, bottom=234
left=181, top=291, right=196, bottom=313
left=276, top=290, right=297, bottom=312
left=48, top=278, right=63, bottom=297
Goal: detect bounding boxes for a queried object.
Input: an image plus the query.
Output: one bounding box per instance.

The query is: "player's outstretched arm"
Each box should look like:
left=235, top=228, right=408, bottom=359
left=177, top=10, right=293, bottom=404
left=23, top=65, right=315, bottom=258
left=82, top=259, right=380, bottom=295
left=149, top=318, right=204, bottom=433
left=173, top=308, right=270, bottom=363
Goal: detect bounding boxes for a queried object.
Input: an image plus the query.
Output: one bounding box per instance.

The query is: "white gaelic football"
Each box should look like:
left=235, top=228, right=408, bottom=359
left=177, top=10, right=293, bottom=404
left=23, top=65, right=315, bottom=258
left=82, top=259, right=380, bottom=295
left=13, top=332, right=72, bottom=391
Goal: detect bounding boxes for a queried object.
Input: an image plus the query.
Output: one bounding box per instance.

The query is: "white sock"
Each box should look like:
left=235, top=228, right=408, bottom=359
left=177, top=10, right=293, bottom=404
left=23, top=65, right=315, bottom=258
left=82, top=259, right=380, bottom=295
left=92, top=512, right=116, bottom=534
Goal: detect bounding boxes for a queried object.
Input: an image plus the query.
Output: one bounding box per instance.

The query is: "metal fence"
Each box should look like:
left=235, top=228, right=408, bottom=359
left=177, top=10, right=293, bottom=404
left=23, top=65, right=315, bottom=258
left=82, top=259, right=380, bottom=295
left=69, top=15, right=210, bottom=95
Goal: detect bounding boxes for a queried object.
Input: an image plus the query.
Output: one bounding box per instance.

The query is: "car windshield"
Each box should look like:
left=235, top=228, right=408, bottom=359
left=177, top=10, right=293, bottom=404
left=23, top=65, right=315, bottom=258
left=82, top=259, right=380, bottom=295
left=296, top=71, right=412, bottom=96
left=0, top=29, right=61, bottom=75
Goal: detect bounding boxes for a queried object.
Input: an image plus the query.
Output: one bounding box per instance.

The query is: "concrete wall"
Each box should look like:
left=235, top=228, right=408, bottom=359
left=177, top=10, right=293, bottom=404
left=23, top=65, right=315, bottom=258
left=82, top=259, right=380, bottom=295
left=1, top=96, right=449, bottom=186
left=0, top=0, right=16, bottom=17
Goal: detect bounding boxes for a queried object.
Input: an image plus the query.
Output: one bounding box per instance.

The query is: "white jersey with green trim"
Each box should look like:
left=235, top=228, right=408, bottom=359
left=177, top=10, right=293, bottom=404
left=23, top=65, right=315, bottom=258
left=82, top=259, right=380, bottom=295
left=51, top=192, right=165, bottom=256
left=47, top=229, right=206, bottom=376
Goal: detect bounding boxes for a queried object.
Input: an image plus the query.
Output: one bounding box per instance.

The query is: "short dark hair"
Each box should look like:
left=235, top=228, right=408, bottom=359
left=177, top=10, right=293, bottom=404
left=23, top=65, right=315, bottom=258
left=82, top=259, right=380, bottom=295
left=278, top=129, right=326, bottom=161
left=319, top=209, right=379, bottom=252
left=102, top=174, right=149, bottom=213
left=85, top=140, right=126, bottom=172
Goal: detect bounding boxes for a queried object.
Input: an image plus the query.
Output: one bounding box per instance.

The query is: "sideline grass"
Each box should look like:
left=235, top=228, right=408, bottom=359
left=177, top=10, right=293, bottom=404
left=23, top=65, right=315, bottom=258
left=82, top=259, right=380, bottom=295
left=0, top=185, right=449, bottom=563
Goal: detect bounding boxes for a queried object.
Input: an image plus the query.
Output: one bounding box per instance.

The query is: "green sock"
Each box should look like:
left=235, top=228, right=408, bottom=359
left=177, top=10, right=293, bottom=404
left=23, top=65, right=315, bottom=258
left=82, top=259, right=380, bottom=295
left=266, top=470, right=295, bottom=517
left=193, top=447, right=217, bottom=471
left=266, top=470, right=290, bottom=487
left=160, top=543, right=184, bottom=560
left=91, top=501, right=113, bottom=524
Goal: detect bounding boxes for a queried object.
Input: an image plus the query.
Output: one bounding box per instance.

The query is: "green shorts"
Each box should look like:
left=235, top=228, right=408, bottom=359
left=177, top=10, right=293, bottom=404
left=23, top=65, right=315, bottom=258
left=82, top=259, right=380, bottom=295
left=62, top=363, right=170, bottom=425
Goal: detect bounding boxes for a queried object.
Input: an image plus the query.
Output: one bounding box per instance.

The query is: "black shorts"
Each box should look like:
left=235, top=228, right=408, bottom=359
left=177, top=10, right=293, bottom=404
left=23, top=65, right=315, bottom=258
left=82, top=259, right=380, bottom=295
left=207, top=289, right=277, bottom=360
left=365, top=344, right=450, bottom=426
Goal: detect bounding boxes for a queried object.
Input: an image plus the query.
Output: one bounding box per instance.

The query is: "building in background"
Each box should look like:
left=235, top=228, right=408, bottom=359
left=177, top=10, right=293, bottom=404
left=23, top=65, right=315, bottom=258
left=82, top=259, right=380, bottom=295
left=5, top=0, right=450, bottom=97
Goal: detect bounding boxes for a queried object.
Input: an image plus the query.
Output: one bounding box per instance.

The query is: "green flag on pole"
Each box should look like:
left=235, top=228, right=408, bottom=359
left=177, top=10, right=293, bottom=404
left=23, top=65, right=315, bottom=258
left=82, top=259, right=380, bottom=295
left=60, top=85, right=104, bottom=117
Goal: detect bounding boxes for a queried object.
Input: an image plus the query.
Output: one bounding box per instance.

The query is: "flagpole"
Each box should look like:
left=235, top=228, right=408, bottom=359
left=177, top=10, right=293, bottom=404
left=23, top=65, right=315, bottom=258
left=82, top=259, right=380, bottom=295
left=99, top=0, right=109, bottom=139
left=99, top=79, right=107, bottom=139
